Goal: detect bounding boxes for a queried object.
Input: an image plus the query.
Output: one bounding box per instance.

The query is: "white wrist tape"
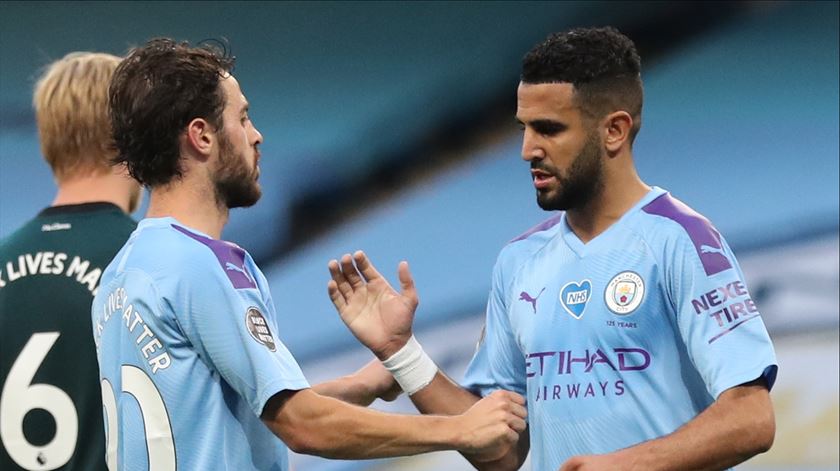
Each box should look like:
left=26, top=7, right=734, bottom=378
left=382, top=336, right=438, bottom=396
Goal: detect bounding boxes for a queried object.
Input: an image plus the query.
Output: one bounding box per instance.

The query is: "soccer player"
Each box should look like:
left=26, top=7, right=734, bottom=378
left=92, top=38, right=526, bottom=470
left=0, top=52, right=142, bottom=470
left=327, top=27, right=778, bottom=470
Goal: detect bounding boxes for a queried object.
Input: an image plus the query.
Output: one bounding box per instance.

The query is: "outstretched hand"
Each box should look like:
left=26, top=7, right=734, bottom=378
left=327, top=251, right=418, bottom=360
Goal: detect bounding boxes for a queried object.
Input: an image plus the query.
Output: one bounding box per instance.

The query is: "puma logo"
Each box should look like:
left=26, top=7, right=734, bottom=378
left=519, top=288, right=546, bottom=314
left=700, top=245, right=726, bottom=258
left=226, top=262, right=254, bottom=284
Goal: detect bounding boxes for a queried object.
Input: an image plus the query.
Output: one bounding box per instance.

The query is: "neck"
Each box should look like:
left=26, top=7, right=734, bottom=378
left=145, top=178, right=228, bottom=239
left=565, top=160, right=650, bottom=244
left=53, top=172, right=135, bottom=213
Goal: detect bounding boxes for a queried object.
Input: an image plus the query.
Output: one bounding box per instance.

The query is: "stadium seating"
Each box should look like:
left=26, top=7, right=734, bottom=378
left=266, top=1, right=839, bottom=361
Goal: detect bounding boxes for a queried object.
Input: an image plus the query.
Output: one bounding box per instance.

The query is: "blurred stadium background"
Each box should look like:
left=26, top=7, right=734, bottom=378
left=1, top=1, right=837, bottom=470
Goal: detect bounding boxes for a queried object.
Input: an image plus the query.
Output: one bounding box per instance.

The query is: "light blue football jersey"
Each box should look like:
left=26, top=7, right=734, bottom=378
left=91, top=217, right=309, bottom=471
left=462, top=187, right=777, bottom=470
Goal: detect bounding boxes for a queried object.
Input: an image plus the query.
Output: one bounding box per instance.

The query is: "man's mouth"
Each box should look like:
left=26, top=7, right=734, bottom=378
left=531, top=169, right=556, bottom=190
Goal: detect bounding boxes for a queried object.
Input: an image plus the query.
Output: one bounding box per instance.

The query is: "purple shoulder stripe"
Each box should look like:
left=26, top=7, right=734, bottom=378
left=509, top=213, right=563, bottom=244
left=172, top=224, right=257, bottom=289
left=642, top=193, right=732, bottom=276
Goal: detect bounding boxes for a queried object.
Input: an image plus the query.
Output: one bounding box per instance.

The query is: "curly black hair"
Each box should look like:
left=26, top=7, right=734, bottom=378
left=109, top=38, right=235, bottom=187
left=522, top=27, right=644, bottom=141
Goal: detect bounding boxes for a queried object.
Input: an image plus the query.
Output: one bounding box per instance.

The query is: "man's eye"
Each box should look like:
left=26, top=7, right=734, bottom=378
left=536, top=124, right=563, bottom=135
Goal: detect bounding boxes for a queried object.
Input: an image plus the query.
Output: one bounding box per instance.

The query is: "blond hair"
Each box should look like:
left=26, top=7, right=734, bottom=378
left=33, top=52, right=121, bottom=181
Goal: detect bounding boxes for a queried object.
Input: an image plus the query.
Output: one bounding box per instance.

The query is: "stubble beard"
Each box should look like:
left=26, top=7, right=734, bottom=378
left=535, top=130, right=604, bottom=212
left=213, top=131, right=261, bottom=209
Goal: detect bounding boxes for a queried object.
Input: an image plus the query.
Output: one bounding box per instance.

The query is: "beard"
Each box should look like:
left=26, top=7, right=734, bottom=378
left=534, top=129, right=604, bottom=211
left=213, top=131, right=261, bottom=209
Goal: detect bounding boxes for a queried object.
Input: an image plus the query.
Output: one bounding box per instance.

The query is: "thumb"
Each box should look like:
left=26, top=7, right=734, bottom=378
left=398, top=261, right=417, bottom=303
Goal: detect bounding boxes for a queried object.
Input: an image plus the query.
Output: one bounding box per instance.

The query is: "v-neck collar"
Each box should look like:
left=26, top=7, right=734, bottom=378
left=560, top=186, right=666, bottom=257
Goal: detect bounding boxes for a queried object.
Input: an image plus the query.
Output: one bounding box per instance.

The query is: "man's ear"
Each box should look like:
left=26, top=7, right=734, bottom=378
left=184, top=118, right=215, bottom=159
left=603, top=111, right=633, bottom=155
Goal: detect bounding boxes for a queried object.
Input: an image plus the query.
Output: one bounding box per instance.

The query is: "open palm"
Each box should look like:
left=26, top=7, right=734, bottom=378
left=327, top=251, right=419, bottom=360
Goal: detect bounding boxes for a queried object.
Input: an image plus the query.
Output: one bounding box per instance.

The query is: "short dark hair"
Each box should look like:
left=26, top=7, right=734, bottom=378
left=109, top=38, right=235, bottom=187
left=522, top=27, right=643, bottom=141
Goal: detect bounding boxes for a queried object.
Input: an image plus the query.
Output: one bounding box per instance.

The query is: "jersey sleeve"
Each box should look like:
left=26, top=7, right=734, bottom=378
left=461, top=254, right=527, bottom=398
left=665, top=230, right=778, bottom=399
left=168, top=256, right=309, bottom=417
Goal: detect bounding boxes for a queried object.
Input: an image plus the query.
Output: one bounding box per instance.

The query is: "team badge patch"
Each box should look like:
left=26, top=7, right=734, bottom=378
left=605, top=271, right=645, bottom=315
left=559, top=279, right=592, bottom=320
left=245, top=307, right=276, bottom=351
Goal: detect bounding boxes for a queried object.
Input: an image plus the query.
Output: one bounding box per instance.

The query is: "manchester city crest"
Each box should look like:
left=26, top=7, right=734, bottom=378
left=604, top=271, right=645, bottom=315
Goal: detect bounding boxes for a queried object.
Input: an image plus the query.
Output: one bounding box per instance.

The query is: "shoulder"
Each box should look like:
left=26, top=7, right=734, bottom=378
left=0, top=218, right=39, bottom=256
left=637, top=192, right=733, bottom=276
left=168, top=224, right=258, bottom=290
left=135, top=222, right=261, bottom=293
left=495, top=212, right=563, bottom=277
left=507, top=212, right=564, bottom=246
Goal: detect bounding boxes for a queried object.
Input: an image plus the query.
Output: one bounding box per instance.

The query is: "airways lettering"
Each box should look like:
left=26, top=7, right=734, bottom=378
left=532, top=380, right=627, bottom=402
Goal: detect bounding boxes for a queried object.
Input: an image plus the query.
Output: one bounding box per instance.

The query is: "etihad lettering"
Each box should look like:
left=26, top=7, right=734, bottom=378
left=526, top=347, right=651, bottom=377
left=0, top=252, right=99, bottom=294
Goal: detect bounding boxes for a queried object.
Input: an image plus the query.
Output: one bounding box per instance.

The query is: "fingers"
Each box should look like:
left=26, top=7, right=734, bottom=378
left=484, top=390, right=528, bottom=428
left=509, top=415, right=527, bottom=433
left=340, top=253, right=364, bottom=288
left=327, top=279, right=346, bottom=311
left=494, top=393, right=527, bottom=430
left=351, top=251, right=414, bottom=298
left=507, top=391, right=526, bottom=406
left=328, top=259, right=354, bottom=301
left=492, top=390, right=526, bottom=406
left=510, top=402, right=527, bottom=421
left=330, top=251, right=410, bottom=291
left=488, top=389, right=526, bottom=405
left=353, top=250, right=384, bottom=283
left=506, top=427, right=519, bottom=444
left=329, top=251, right=413, bottom=304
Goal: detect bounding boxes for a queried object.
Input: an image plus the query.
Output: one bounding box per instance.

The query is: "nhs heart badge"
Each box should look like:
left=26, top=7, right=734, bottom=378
left=559, top=279, right=592, bottom=320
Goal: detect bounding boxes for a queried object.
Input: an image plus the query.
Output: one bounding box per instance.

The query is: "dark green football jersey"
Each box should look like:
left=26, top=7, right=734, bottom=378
left=0, top=203, right=136, bottom=471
